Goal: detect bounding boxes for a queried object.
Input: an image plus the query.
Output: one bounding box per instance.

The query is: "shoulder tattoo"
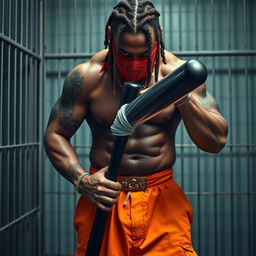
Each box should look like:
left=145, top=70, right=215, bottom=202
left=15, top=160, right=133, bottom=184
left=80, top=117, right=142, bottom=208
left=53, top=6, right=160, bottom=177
left=51, top=69, right=84, bottom=132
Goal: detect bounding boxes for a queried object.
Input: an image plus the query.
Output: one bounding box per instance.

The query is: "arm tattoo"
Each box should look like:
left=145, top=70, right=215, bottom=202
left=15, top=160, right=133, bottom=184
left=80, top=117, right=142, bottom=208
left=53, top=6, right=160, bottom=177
left=69, top=162, right=82, bottom=175
left=69, top=162, right=84, bottom=183
left=51, top=69, right=84, bottom=132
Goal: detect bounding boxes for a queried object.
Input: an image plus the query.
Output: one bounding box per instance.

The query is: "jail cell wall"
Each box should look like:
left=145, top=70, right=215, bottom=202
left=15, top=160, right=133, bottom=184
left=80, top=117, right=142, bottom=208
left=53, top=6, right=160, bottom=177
left=0, top=0, right=43, bottom=256
left=43, top=1, right=256, bottom=256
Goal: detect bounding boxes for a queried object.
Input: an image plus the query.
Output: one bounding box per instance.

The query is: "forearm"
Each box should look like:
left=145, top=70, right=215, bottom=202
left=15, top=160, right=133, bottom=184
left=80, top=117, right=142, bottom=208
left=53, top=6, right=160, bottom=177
left=43, top=131, right=86, bottom=185
left=177, top=95, right=228, bottom=153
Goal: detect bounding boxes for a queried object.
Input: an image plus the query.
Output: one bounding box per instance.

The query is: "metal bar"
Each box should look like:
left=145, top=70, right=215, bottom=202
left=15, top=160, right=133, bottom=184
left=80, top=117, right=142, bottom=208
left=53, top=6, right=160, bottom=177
left=34, top=57, right=38, bottom=252
left=35, top=0, right=39, bottom=54
left=227, top=1, right=234, bottom=255
left=211, top=0, right=217, bottom=254
left=0, top=33, right=41, bottom=59
left=17, top=45, right=22, bottom=256
left=6, top=46, right=11, bottom=243
left=8, top=0, right=12, bottom=37
left=178, top=0, right=182, bottom=51
left=29, top=57, right=33, bottom=219
left=13, top=42, right=18, bottom=256
left=174, top=50, right=256, bottom=56
left=0, top=41, right=3, bottom=146
left=243, top=1, right=251, bottom=255
left=74, top=0, right=77, bottom=53
left=196, top=148, right=201, bottom=253
left=1, top=0, right=4, bottom=33
left=72, top=2, right=79, bottom=250
left=0, top=41, right=2, bottom=234
left=7, top=45, right=10, bottom=146
left=58, top=0, right=61, bottom=53
left=194, top=1, right=200, bottom=250
left=19, top=49, right=23, bottom=218
left=195, top=0, right=198, bottom=51
left=245, top=54, right=251, bottom=255
left=25, top=52, right=28, bottom=142
left=0, top=143, right=40, bottom=150
left=13, top=150, right=17, bottom=256
left=14, top=49, right=17, bottom=145
left=21, top=0, right=24, bottom=45
left=43, top=50, right=256, bottom=59
left=15, top=0, right=18, bottom=41
left=26, top=0, right=29, bottom=48
left=57, top=58, right=62, bottom=254
left=24, top=147, right=28, bottom=255
left=0, top=208, right=39, bottom=233
left=89, top=0, right=93, bottom=52
left=38, top=0, right=45, bottom=253
left=33, top=59, right=37, bottom=145
left=104, top=0, right=107, bottom=25
left=30, top=0, right=33, bottom=50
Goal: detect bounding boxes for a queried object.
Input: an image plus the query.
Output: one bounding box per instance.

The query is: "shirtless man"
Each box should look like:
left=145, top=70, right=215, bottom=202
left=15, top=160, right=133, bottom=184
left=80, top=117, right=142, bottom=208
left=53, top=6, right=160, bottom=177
left=44, top=1, right=228, bottom=255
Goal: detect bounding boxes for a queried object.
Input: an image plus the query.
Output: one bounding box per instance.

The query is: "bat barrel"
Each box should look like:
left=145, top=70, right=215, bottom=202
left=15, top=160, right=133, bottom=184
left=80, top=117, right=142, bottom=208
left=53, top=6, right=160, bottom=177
left=125, top=60, right=208, bottom=126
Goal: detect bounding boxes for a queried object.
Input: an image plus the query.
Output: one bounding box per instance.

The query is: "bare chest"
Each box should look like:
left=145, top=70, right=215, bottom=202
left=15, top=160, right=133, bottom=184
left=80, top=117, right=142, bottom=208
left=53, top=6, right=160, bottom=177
left=88, top=82, right=177, bottom=128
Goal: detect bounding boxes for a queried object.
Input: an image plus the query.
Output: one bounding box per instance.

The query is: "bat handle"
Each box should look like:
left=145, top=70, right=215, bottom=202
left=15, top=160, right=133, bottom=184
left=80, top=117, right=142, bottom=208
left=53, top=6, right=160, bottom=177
left=84, top=82, right=141, bottom=256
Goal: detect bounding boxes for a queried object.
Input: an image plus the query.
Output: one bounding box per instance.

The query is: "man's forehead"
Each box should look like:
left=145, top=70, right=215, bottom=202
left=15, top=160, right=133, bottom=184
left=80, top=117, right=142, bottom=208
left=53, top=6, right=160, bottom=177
left=116, top=27, right=156, bottom=48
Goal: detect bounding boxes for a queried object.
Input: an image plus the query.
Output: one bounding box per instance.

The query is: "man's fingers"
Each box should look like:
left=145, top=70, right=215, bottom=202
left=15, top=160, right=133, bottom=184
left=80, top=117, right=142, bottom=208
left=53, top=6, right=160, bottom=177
left=96, top=186, right=120, bottom=199
left=79, top=168, right=121, bottom=209
left=93, top=170, right=121, bottom=191
left=90, top=195, right=118, bottom=212
left=95, top=194, right=118, bottom=206
left=103, top=180, right=121, bottom=191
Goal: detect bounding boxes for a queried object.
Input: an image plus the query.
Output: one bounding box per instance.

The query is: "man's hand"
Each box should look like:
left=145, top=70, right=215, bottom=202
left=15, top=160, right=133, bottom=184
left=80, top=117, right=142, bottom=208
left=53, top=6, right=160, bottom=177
left=79, top=167, right=121, bottom=212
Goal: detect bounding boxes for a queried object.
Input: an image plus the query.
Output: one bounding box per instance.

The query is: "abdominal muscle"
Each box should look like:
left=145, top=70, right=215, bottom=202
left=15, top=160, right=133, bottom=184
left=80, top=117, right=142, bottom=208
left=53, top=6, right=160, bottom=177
left=89, top=122, right=177, bottom=176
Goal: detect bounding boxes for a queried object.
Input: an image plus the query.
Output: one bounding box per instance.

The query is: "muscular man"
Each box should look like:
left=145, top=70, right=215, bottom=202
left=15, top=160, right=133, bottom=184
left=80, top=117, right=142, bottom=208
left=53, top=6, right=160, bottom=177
left=44, top=1, right=228, bottom=255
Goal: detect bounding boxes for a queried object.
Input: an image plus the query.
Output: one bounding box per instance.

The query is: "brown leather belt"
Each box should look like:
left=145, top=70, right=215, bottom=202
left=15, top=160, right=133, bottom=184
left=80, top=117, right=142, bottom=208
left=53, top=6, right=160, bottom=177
left=120, top=176, right=147, bottom=191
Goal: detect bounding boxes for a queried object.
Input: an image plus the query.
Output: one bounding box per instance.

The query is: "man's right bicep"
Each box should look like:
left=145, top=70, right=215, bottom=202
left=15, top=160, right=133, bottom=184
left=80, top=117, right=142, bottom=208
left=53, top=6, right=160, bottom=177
left=47, top=67, right=87, bottom=137
left=47, top=98, right=85, bottom=137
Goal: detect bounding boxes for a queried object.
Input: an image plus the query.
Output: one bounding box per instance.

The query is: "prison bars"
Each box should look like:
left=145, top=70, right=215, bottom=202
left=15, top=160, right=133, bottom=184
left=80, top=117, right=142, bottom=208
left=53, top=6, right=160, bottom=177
left=0, top=0, right=42, bottom=255
left=42, top=0, right=255, bottom=256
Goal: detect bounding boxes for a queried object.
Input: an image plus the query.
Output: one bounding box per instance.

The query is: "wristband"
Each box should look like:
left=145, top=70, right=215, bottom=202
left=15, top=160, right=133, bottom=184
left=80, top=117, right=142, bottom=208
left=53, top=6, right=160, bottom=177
left=175, top=93, right=191, bottom=107
left=76, top=172, right=89, bottom=193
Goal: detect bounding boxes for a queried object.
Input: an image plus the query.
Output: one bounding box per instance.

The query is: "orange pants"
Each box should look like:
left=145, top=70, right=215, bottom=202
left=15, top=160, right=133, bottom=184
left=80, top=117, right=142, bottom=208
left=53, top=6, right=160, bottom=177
left=74, top=168, right=197, bottom=256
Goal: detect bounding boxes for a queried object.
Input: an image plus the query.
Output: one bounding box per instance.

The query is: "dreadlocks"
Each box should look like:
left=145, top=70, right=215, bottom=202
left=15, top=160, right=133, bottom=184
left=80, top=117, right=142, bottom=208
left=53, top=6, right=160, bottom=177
left=104, top=0, right=167, bottom=87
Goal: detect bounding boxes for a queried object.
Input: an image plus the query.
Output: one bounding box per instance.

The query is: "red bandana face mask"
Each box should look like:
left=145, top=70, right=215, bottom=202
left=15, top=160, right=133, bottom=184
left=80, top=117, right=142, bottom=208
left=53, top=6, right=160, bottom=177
left=112, top=41, right=158, bottom=82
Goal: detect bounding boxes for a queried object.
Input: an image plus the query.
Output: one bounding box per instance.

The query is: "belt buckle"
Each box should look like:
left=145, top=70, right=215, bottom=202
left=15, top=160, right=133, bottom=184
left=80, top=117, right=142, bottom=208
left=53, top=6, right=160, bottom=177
left=120, top=176, right=147, bottom=191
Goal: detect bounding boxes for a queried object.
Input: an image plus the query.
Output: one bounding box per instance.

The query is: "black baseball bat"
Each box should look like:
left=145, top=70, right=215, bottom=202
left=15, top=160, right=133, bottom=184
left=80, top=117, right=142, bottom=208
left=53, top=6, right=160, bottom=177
left=125, top=60, right=207, bottom=126
left=86, top=59, right=207, bottom=255
left=85, top=81, right=141, bottom=256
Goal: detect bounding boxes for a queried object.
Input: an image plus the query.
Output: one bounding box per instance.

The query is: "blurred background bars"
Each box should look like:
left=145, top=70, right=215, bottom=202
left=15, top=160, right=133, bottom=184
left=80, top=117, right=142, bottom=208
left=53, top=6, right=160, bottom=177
left=0, top=0, right=255, bottom=256
left=0, top=0, right=42, bottom=255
